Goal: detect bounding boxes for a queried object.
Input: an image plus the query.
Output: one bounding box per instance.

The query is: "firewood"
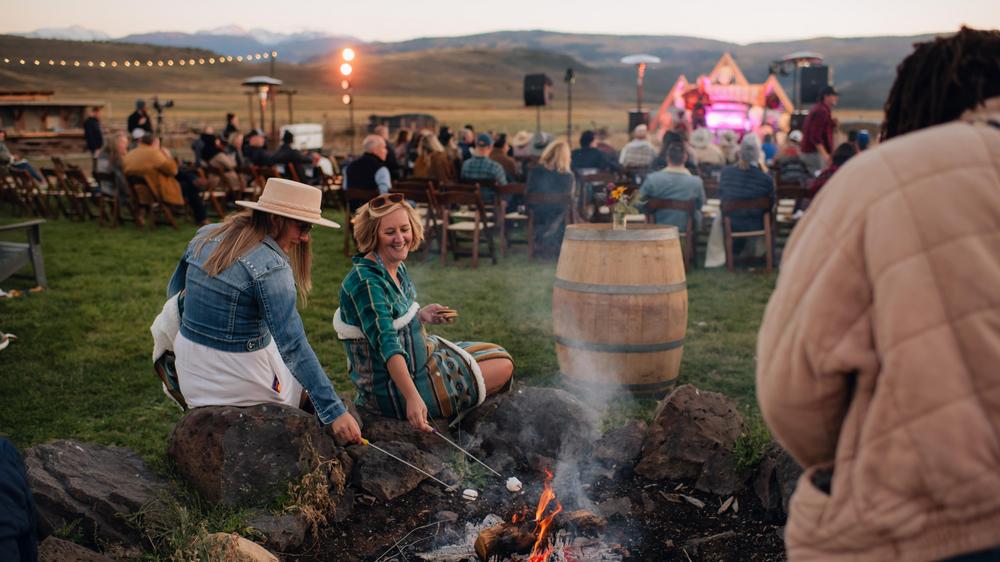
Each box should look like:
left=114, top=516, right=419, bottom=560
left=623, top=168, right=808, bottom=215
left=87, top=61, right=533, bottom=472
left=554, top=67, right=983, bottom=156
left=474, top=523, right=535, bottom=561
left=554, top=510, right=607, bottom=536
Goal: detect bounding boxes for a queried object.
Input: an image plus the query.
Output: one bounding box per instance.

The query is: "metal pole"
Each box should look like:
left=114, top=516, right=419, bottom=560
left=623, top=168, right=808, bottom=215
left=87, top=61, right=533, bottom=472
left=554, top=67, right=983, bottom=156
left=246, top=93, right=254, bottom=131
left=269, top=87, right=277, bottom=143
left=287, top=92, right=293, bottom=123
left=637, top=63, right=646, bottom=112
left=348, top=101, right=356, bottom=156
left=536, top=105, right=541, bottom=134
left=567, top=80, right=572, bottom=142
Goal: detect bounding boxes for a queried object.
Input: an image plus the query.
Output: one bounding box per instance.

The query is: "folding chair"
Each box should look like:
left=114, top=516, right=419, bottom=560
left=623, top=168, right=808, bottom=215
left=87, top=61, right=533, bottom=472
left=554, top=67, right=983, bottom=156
left=721, top=196, right=774, bottom=273
left=0, top=168, right=32, bottom=216
left=576, top=170, right=618, bottom=222
left=10, top=169, right=51, bottom=218
left=341, top=188, right=378, bottom=256
left=644, top=197, right=698, bottom=270
left=524, top=190, right=574, bottom=260
left=63, top=168, right=99, bottom=221
left=437, top=187, right=497, bottom=268
left=126, top=174, right=178, bottom=229
left=494, top=182, right=528, bottom=256
left=39, top=167, right=75, bottom=219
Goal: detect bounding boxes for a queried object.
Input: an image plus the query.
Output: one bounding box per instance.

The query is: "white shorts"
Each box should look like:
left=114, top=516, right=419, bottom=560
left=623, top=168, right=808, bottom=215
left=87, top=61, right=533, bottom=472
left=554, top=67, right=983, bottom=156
left=173, top=332, right=304, bottom=410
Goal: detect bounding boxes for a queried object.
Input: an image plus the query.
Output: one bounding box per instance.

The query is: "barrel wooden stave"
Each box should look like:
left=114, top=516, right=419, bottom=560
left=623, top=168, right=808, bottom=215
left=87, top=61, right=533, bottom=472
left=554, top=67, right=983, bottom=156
left=553, top=224, right=688, bottom=397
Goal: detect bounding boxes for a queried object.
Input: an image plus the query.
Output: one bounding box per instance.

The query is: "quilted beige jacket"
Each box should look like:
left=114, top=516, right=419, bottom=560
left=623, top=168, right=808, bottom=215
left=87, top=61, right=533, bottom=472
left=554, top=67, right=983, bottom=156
left=757, top=98, right=1000, bottom=562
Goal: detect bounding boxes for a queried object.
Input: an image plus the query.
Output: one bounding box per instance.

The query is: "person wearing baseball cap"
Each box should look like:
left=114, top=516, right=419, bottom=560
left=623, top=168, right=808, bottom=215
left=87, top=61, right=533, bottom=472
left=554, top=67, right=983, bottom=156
left=459, top=132, right=508, bottom=188
left=800, top=85, right=840, bottom=174
left=163, top=178, right=362, bottom=445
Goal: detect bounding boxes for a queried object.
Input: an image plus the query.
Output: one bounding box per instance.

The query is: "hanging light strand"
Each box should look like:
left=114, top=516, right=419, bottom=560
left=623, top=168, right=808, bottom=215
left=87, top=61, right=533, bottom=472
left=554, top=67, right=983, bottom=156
left=0, top=50, right=277, bottom=70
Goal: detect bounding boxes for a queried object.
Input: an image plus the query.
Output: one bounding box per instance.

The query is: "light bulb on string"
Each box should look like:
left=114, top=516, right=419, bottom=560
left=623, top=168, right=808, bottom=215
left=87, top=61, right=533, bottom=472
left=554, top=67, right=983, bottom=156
left=48, top=59, right=54, bottom=65
left=99, top=61, right=106, bottom=67
left=111, top=61, right=118, bottom=67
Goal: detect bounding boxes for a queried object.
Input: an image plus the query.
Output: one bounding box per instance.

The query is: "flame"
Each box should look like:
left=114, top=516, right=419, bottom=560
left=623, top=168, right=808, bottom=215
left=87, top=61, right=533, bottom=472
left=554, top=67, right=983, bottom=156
left=527, top=468, right=562, bottom=561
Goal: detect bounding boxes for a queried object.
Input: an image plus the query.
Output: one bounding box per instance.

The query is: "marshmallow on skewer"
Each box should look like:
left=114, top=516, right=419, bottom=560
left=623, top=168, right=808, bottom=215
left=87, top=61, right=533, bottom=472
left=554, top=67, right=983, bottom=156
left=506, top=477, right=523, bottom=493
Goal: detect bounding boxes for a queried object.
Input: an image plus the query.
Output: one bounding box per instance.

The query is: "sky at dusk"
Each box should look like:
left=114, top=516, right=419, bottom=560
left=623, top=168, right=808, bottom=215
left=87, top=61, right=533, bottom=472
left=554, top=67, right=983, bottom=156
left=2, top=0, right=999, bottom=44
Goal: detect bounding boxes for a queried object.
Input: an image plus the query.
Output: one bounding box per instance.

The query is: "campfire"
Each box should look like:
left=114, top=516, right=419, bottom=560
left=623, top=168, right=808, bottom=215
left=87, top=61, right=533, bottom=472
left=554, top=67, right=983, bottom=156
left=466, top=470, right=621, bottom=562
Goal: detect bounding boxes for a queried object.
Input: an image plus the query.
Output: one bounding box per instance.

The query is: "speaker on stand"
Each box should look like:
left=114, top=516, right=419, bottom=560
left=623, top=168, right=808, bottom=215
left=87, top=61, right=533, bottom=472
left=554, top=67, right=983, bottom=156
left=798, top=65, right=830, bottom=105
left=524, top=74, right=553, bottom=132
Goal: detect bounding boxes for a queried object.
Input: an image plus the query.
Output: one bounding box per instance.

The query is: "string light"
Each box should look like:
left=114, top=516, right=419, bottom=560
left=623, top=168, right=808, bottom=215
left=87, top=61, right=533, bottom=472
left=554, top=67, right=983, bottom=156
left=1, top=50, right=278, bottom=69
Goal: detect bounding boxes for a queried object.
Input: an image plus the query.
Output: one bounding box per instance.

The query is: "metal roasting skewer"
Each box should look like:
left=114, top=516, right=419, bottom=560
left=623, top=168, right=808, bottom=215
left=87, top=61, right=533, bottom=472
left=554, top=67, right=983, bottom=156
left=361, top=438, right=456, bottom=492
left=431, top=428, right=504, bottom=479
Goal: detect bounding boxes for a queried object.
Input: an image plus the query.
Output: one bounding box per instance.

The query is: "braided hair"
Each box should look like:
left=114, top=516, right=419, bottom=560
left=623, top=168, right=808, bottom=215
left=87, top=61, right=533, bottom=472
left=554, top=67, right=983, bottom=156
left=882, top=27, right=1000, bottom=141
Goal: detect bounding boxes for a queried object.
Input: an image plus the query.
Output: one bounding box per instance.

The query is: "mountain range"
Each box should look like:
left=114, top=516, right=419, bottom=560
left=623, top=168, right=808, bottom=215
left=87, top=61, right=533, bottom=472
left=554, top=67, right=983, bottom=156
left=4, top=25, right=946, bottom=108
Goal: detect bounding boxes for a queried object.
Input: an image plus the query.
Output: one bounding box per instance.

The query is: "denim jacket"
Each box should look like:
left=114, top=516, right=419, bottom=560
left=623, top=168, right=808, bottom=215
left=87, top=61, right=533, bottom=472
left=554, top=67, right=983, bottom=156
left=167, top=224, right=347, bottom=425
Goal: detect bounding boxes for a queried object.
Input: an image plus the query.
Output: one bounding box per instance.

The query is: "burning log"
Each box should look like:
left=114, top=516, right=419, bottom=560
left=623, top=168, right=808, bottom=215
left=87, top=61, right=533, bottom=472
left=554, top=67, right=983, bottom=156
left=554, top=510, right=607, bottom=537
left=474, top=522, right=535, bottom=561
left=474, top=510, right=607, bottom=561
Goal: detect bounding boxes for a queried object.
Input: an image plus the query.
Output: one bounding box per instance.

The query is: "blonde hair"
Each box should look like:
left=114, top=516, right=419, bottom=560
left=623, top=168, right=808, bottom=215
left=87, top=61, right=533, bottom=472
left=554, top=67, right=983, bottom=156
left=351, top=199, right=425, bottom=255
left=539, top=139, right=571, bottom=173
left=197, top=209, right=313, bottom=303
left=105, top=131, right=128, bottom=168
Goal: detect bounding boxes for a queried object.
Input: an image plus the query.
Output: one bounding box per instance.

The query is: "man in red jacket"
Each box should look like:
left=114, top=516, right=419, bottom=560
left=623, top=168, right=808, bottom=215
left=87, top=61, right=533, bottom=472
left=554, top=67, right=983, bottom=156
left=800, top=85, right=839, bottom=175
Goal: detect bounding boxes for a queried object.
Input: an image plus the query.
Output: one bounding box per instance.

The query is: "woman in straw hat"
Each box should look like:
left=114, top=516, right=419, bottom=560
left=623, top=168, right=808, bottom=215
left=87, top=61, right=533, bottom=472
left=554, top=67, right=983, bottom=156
left=334, top=194, right=514, bottom=431
left=166, top=178, right=361, bottom=444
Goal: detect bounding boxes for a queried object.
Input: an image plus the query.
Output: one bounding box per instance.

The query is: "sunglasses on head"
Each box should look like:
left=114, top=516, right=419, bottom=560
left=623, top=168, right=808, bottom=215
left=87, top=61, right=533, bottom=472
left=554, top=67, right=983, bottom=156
left=369, top=193, right=404, bottom=210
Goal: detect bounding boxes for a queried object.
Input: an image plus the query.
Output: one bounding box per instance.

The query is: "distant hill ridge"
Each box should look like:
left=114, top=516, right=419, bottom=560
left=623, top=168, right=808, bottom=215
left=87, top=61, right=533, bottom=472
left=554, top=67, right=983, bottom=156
left=1, top=28, right=945, bottom=107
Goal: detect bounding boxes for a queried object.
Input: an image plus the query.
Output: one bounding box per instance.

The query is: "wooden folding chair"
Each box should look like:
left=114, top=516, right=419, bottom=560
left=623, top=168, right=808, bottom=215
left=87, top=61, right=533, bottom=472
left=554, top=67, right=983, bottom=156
left=39, top=167, right=74, bottom=219
left=576, top=170, right=618, bottom=222
left=126, top=174, right=178, bottom=229
left=0, top=168, right=32, bottom=216
left=437, top=187, right=497, bottom=268
left=10, top=169, right=51, bottom=218
left=524, top=190, right=574, bottom=260
left=391, top=180, right=440, bottom=259
left=644, top=197, right=698, bottom=270
left=341, top=188, right=378, bottom=256
left=721, top=196, right=774, bottom=273
left=494, top=182, right=528, bottom=256
left=63, top=168, right=99, bottom=221
left=92, top=171, right=127, bottom=227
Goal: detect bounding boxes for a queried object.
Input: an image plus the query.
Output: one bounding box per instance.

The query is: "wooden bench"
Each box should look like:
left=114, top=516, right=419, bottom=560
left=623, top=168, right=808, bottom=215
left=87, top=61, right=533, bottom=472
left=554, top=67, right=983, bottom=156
left=0, top=219, right=48, bottom=289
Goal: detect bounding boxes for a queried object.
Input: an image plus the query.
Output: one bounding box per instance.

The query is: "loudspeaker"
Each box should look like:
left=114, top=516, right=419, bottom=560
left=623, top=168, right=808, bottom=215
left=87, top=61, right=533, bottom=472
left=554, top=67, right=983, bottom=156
left=799, top=65, right=830, bottom=105
left=628, top=111, right=649, bottom=134
left=524, top=74, right=553, bottom=107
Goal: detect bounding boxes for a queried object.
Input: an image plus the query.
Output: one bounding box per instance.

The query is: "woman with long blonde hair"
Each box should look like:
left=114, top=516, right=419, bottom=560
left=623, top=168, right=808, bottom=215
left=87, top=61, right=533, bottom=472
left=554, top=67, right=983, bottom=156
left=166, top=178, right=361, bottom=444
left=412, top=132, right=456, bottom=183
left=525, top=139, right=575, bottom=256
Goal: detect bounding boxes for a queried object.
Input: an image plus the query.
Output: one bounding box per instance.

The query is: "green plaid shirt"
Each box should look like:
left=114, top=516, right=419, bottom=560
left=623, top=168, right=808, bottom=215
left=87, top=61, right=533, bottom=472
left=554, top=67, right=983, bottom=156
left=460, top=156, right=508, bottom=186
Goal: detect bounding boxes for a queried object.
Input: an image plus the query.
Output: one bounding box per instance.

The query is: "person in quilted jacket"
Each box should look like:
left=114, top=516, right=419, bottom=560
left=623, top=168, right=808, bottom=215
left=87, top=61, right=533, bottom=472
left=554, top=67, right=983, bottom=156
left=756, top=27, right=1000, bottom=562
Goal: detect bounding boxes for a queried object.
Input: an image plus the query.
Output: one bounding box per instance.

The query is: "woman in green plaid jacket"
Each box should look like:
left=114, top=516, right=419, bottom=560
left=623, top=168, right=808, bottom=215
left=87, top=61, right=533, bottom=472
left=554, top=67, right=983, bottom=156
left=334, top=193, right=514, bottom=431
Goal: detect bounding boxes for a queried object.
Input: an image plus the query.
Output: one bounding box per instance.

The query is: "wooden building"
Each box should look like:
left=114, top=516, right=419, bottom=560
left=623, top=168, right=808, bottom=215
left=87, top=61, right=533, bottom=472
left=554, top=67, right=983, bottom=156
left=0, top=91, right=105, bottom=155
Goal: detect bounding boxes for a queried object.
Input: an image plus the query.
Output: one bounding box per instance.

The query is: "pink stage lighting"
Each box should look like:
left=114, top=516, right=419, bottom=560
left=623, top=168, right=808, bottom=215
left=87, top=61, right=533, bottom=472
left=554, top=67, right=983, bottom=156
left=706, top=103, right=751, bottom=131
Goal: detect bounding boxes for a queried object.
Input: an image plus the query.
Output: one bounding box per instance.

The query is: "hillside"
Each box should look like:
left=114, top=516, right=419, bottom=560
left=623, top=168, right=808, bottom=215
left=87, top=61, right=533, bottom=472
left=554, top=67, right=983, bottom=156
left=0, top=31, right=935, bottom=108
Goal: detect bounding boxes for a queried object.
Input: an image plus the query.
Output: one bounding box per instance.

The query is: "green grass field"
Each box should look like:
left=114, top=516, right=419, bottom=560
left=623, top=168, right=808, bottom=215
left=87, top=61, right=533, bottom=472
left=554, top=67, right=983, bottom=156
left=0, top=211, right=775, bottom=468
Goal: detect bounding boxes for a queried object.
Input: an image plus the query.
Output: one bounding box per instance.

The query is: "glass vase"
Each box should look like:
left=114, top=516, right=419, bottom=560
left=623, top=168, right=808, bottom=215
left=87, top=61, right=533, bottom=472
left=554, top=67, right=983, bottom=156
left=612, top=211, right=626, bottom=231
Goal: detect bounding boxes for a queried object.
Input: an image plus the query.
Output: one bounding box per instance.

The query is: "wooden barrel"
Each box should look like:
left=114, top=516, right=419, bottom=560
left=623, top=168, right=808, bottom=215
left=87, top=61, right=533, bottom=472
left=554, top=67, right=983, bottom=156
left=553, top=224, right=687, bottom=397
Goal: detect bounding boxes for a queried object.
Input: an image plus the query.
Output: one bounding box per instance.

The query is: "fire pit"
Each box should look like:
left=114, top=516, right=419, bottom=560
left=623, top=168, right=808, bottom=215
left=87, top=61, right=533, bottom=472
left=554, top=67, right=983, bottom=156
left=419, top=470, right=626, bottom=562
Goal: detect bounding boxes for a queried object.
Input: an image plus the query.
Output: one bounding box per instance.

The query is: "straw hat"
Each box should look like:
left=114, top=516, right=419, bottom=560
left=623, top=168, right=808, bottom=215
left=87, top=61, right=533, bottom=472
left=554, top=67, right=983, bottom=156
left=235, top=178, right=340, bottom=228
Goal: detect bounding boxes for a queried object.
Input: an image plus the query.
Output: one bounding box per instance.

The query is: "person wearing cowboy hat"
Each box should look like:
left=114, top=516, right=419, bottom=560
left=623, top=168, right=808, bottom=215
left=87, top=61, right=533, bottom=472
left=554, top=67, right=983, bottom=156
left=165, top=178, right=362, bottom=444
left=688, top=128, right=725, bottom=167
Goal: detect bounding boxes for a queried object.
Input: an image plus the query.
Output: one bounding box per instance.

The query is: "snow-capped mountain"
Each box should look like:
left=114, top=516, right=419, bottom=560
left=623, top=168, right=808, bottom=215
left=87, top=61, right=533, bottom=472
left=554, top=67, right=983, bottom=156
left=13, top=25, right=110, bottom=41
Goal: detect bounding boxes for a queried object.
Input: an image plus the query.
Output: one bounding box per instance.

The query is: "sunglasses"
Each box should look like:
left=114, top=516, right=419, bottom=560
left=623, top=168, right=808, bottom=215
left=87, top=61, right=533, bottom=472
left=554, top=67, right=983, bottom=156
left=297, top=221, right=313, bottom=234
left=369, top=193, right=404, bottom=210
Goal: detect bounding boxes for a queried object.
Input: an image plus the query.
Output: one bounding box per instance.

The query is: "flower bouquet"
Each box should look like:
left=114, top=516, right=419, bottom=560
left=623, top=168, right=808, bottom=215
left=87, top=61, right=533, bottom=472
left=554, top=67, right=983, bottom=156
left=608, top=185, right=640, bottom=230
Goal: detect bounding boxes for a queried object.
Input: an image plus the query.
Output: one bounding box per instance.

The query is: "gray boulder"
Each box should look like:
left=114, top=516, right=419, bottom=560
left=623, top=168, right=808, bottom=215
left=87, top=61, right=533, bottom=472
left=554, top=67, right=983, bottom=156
left=37, top=537, right=114, bottom=562
left=753, top=441, right=803, bottom=522
left=466, top=385, right=600, bottom=466
left=635, top=385, right=746, bottom=495
left=25, top=440, right=168, bottom=546
left=348, top=440, right=446, bottom=501
left=246, top=512, right=310, bottom=554
left=360, top=411, right=453, bottom=459
left=167, top=404, right=352, bottom=508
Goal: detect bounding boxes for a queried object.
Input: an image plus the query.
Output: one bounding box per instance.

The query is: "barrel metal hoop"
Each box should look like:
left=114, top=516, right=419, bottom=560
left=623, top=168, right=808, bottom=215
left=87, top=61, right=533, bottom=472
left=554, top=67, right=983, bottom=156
left=560, top=373, right=676, bottom=397
left=564, top=227, right=678, bottom=241
left=554, top=336, right=685, bottom=353
left=553, top=278, right=687, bottom=295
